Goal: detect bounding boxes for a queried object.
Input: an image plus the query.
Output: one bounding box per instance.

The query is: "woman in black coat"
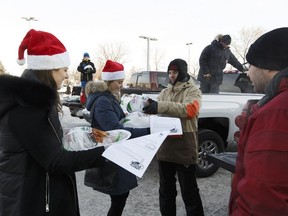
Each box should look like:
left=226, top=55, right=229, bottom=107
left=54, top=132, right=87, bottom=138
left=0, top=29, right=105, bottom=216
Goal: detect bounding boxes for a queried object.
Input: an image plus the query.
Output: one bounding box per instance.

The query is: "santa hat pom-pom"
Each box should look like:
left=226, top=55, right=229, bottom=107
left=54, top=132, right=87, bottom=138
left=17, top=58, right=25, bottom=66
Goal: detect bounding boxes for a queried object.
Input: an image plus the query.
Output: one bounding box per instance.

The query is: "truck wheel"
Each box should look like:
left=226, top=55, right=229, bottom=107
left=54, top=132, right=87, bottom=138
left=196, top=129, right=225, bottom=178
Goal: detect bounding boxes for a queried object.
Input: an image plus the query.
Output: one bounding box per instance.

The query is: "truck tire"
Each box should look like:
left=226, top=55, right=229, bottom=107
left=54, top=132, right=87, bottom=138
left=196, top=129, right=225, bottom=178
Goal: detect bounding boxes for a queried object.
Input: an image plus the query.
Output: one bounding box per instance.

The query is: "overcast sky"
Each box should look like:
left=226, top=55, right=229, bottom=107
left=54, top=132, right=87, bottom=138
left=1, top=0, right=287, bottom=76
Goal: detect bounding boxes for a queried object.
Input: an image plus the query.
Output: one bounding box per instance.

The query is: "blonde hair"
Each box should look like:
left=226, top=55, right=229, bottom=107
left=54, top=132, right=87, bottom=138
left=104, top=80, right=122, bottom=101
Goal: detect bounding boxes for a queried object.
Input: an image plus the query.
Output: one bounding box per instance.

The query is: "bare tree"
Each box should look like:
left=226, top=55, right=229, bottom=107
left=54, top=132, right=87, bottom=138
left=67, top=68, right=81, bottom=86
left=231, top=27, right=266, bottom=64
left=151, top=48, right=165, bottom=71
left=190, top=62, right=200, bottom=78
left=0, top=61, right=6, bottom=75
left=95, top=43, right=129, bottom=80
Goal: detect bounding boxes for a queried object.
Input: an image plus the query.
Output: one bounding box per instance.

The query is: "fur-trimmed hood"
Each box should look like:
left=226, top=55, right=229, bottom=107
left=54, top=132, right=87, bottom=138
left=85, top=81, right=115, bottom=112
left=0, top=74, right=57, bottom=119
left=85, top=80, right=108, bottom=96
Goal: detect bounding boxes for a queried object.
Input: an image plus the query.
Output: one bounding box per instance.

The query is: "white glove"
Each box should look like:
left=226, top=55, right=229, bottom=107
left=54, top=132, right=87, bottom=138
left=84, top=65, right=93, bottom=70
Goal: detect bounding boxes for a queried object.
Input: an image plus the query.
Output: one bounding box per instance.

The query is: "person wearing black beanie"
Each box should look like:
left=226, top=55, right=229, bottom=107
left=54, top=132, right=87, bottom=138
left=197, top=34, right=244, bottom=93
left=246, top=28, right=288, bottom=71
left=167, top=58, right=190, bottom=84
left=143, top=58, right=204, bottom=215
left=229, top=27, right=288, bottom=216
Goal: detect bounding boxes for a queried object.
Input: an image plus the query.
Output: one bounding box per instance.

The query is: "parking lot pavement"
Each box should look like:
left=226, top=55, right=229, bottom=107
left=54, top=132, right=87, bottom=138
left=61, top=107, right=231, bottom=216
left=76, top=159, right=231, bottom=216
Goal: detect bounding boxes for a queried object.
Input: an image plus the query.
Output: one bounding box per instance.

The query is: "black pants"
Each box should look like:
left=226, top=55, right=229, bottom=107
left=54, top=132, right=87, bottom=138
left=158, top=161, right=204, bottom=216
left=200, top=79, right=220, bottom=93
left=107, top=192, right=129, bottom=216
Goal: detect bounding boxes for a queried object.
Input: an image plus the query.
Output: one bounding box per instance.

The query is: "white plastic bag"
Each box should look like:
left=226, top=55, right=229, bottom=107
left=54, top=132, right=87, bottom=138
left=62, top=127, right=132, bottom=151
left=62, top=126, right=97, bottom=151
left=121, top=111, right=150, bottom=128
left=120, top=94, right=149, bottom=113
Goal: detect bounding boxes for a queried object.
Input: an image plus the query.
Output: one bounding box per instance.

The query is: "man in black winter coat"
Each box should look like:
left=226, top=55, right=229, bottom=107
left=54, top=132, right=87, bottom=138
left=197, top=34, right=244, bottom=93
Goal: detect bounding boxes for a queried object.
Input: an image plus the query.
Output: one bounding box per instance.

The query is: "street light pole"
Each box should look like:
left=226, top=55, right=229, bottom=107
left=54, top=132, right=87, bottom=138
left=139, top=36, right=158, bottom=71
left=21, top=17, right=38, bottom=28
left=186, top=42, right=193, bottom=75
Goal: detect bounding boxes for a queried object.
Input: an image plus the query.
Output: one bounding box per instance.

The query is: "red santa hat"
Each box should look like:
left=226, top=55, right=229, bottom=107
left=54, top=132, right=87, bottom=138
left=101, top=60, right=125, bottom=81
left=17, top=29, right=70, bottom=70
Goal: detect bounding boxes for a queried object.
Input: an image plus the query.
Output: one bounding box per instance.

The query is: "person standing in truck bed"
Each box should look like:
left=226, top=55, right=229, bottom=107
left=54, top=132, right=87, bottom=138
left=197, top=34, right=244, bottom=93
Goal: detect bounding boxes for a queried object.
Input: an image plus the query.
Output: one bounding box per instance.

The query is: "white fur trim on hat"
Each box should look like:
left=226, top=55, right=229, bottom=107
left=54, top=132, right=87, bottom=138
left=27, top=51, right=70, bottom=70
left=17, top=58, right=25, bottom=66
left=102, top=70, right=125, bottom=81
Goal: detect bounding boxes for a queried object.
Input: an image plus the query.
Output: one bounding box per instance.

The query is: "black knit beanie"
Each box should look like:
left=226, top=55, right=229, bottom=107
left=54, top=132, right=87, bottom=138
left=220, top=35, right=231, bottom=45
left=167, top=59, right=189, bottom=83
left=246, top=27, right=288, bottom=71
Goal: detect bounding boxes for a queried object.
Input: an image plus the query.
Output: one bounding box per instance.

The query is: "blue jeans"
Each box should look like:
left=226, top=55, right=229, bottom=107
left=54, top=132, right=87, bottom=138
left=158, top=161, right=204, bottom=216
left=81, top=81, right=87, bottom=88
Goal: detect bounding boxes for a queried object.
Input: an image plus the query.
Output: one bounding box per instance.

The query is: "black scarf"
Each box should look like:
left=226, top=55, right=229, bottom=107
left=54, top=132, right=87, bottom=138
left=258, top=67, right=288, bottom=107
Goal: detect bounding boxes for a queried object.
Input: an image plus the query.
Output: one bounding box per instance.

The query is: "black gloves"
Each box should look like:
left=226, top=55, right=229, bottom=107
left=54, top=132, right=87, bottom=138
left=147, top=98, right=155, bottom=104
left=142, top=99, right=158, bottom=114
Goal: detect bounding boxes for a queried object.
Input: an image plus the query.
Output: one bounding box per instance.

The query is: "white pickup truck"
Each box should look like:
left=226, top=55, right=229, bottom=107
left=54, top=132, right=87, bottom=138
left=62, top=71, right=263, bottom=177
left=143, top=92, right=263, bottom=177
left=197, top=93, right=262, bottom=177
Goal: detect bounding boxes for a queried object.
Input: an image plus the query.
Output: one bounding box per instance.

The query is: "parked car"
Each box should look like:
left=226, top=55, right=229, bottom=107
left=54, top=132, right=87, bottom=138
left=122, top=71, right=200, bottom=95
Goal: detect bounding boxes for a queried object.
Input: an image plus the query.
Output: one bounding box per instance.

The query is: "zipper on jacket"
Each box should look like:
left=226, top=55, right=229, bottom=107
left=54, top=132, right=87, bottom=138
left=45, top=116, right=61, bottom=213
left=48, top=117, right=61, bottom=143
left=46, top=172, right=50, bottom=212
left=47, top=117, right=79, bottom=213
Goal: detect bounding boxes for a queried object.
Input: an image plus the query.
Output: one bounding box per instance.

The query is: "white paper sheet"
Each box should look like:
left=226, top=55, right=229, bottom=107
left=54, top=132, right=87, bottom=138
left=102, top=131, right=169, bottom=178
left=150, top=115, right=183, bottom=135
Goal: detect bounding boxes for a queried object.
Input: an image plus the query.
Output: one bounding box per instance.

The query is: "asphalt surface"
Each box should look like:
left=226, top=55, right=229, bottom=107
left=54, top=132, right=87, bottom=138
left=61, top=106, right=232, bottom=216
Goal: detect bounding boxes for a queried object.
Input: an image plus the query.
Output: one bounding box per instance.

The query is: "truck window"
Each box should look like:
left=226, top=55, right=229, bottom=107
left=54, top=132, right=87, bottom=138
left=130, top=74, right=137, bottom=85
left=157, top=73, right=169, bottom=88
left=137, top=73, right=150, bottom=88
